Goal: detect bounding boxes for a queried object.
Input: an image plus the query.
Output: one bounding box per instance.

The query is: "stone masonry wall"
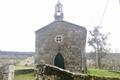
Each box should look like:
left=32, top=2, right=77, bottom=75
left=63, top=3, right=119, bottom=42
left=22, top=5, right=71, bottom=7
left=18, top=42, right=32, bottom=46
left=35, top=64, right=120, bottom=80
left=35, top=21, right=87, bottom=73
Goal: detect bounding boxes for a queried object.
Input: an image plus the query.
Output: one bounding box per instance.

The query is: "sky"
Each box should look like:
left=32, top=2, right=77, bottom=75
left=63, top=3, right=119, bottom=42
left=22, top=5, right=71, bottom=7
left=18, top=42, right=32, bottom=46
left=0, top=0, right=120, bottom=52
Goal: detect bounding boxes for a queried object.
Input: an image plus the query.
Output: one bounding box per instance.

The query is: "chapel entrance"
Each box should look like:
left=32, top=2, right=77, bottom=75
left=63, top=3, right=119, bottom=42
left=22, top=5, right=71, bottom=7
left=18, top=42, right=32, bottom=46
left=54, top=53, right=64, bottom=69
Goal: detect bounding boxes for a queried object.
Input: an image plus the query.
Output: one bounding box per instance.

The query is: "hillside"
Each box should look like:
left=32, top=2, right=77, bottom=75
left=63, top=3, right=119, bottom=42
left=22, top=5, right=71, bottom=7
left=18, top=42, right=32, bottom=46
left=0, top=51, right=33, bottom=59
left=0, top=50, right=33, bottom=65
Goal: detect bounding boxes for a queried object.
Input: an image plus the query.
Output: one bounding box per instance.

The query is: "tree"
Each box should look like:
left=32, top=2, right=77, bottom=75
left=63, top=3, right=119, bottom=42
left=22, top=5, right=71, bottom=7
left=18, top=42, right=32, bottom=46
left=88, top=26, right=110, bottom=68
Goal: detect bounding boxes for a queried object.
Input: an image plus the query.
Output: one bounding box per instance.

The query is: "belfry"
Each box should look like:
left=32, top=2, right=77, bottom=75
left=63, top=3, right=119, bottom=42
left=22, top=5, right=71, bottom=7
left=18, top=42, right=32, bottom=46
left=54, top=0, right=64, bottom=21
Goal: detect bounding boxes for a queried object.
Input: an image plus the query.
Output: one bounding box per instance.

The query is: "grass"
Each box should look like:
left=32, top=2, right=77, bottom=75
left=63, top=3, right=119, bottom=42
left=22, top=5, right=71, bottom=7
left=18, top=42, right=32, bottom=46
left=15, top=66, right=34, bottom=80
left=14, top=73, right=34, bottom=80
left=88, top=68, right=120, bottom=78
left=15, top=66, right=33, bottom=70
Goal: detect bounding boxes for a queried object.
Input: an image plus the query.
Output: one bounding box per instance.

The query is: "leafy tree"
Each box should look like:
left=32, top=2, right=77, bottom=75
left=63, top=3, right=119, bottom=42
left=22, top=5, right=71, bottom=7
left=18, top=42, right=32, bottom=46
left=88, top=26, right=110, bottom=68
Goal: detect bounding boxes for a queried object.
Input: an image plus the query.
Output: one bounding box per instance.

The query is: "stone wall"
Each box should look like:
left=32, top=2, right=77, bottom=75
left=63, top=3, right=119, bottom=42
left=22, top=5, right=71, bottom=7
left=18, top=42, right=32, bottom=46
left=35, top=64, right=120, bottom=80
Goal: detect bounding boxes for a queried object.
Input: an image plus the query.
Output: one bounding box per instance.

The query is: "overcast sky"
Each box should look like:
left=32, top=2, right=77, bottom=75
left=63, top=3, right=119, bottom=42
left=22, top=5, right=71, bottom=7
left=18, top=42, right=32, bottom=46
left=0, top=0, right=120, bottom=52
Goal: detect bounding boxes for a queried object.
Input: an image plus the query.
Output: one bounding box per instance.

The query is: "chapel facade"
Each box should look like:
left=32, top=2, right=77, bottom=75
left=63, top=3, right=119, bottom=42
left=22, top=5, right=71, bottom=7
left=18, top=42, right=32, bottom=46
left=35, top=0, right=87, bottom=73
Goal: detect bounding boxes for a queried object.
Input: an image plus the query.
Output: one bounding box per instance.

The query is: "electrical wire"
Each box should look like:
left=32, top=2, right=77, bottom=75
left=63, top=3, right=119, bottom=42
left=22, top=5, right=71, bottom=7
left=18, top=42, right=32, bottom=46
left=99, top=0, right=110, bottom=26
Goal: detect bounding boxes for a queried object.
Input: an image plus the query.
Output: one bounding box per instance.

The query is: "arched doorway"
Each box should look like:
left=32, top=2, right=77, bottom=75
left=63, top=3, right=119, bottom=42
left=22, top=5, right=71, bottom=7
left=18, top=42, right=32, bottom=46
left=54, top=53, right=64, bottom=69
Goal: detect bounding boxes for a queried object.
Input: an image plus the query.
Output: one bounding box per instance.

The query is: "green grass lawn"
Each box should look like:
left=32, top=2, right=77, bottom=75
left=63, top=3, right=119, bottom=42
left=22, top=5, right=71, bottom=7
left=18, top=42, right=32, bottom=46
left=14, top=66, right=34, bottom=80
left=14, top=73, right=34, bottom=80
left=88, top=68, right=120, bottom=78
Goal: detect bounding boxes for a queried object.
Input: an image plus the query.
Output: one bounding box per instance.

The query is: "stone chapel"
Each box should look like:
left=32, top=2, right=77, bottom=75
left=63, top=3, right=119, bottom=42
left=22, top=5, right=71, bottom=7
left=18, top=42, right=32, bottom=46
left=35, top=0, right=87, bottom=73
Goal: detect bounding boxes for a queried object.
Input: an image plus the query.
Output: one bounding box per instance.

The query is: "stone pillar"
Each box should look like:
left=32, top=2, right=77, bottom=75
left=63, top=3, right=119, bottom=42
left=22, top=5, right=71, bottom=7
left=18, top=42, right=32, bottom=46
left=2, top=65, right=15, bottom=80
left=35, top=65, right=45, bottom=80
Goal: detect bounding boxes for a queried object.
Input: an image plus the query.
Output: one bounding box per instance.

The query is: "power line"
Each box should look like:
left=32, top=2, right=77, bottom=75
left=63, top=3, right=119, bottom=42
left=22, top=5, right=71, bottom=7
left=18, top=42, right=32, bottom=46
left=99, top=0, right=110, bottom=26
